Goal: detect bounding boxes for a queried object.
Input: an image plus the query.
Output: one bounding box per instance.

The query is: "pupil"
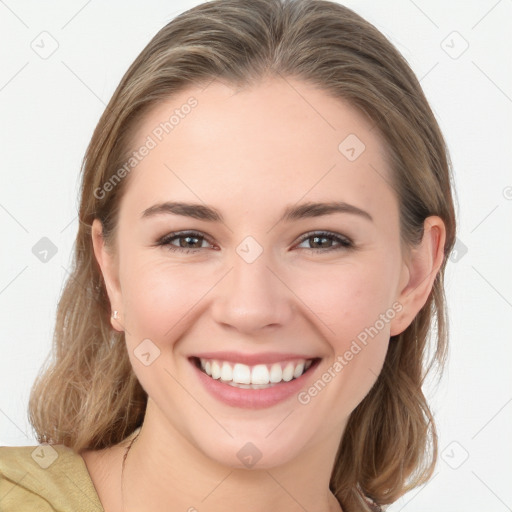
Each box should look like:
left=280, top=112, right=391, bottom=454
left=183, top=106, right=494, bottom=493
left=313, top=236, right=328, bottom=248
left=184, top=236, right=199, bottom=248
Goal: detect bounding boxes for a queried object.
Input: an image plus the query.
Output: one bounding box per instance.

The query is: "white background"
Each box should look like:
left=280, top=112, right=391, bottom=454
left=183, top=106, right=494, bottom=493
left=0, top=1, right=511, bottom=510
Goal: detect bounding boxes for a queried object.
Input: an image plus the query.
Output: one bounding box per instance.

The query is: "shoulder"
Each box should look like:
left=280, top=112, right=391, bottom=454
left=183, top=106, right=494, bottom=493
left=0, top=443, right=104, bottom=512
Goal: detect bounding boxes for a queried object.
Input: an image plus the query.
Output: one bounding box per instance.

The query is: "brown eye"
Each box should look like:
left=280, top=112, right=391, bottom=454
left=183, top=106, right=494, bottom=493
left=296, top=231, right=353, bottom=252
left=158, top=231, right=214, bottom=253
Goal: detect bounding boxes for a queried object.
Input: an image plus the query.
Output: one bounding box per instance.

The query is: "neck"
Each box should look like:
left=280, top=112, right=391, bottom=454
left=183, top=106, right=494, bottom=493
left=119, top=403, right=343, bottom=512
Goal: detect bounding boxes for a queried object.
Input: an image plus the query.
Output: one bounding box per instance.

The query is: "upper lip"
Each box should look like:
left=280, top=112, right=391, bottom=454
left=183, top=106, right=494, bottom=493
left=190, top=351, right=319, bottom=366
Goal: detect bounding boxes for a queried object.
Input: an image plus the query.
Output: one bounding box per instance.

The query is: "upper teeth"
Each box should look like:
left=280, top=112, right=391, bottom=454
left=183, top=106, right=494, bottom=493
left=199, top=358, right=313, bottom=386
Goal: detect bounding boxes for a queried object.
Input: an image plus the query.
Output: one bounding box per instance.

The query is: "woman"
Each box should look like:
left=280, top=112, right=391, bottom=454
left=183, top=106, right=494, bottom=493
left=0, top=0, right=455, bottom=510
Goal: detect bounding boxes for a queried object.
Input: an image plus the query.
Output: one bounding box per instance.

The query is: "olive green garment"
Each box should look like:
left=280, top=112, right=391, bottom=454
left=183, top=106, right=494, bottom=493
left=0, top=442, right=104, bottom=512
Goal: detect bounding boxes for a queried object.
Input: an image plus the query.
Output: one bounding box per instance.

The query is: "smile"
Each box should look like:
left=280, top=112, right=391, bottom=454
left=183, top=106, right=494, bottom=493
left=196, top=357, right=315, bottom=389
left=189, top=353, right=321, bottom=408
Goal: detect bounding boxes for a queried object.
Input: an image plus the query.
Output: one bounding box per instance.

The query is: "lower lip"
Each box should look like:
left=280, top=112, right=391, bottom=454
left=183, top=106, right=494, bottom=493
left=190, top=358, right=320, bottom=409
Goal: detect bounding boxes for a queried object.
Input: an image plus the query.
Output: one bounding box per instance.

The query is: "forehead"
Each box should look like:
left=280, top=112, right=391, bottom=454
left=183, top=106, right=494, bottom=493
left=119, top=76, right=397, bottom=223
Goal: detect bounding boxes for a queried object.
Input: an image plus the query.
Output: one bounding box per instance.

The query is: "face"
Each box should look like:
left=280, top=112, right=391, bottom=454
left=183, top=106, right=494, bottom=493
left=93, top=76, right=418, bottom=470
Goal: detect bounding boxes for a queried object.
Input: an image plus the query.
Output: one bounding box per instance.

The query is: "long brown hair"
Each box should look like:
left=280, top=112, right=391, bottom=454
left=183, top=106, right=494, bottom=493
left=28, top=1, right=456, bottom=510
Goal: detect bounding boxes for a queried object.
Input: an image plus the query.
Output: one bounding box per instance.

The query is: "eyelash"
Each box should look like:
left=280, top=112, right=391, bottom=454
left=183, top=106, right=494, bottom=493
left=156, top=230, right=354, bottom=254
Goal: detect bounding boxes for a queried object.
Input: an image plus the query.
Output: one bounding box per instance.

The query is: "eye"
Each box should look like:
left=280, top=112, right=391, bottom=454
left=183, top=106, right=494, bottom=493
left=156, top=230, right=354, bottom=254
left=295, top=231, right=354, bottom=253
left=157, top=231, right=215, bottom=254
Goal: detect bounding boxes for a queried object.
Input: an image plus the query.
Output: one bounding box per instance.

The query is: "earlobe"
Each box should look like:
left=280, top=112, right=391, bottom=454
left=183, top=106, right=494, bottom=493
left=389, top=216, right=446, bottom=337
left=91, top=219, right=124, bottom=332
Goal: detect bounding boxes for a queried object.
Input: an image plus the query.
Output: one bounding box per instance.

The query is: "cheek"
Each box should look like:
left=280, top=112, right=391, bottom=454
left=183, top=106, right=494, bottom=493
left=119, top=254, right=211, bottom=344
left=292, top=258, right=398, bottom=345
left=300, top=289, right=391, bottom=416
left=290, top=261, right=394, bottom=406
left=260, top=266, right=391, bottom=439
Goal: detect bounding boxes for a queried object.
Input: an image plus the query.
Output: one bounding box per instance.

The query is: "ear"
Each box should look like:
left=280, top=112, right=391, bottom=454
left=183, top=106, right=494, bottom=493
left=91, top=218, right=124, bottom=332
left=390, top=216, right=446, bottom=336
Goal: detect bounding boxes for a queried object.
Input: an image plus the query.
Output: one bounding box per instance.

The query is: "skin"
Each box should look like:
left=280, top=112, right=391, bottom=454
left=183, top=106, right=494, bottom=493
left=82, top=76, right=446, bottom=512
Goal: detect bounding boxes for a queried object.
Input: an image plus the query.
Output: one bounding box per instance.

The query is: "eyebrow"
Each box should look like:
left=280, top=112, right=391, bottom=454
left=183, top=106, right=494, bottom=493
left=141, top=200, right=373, bottom=223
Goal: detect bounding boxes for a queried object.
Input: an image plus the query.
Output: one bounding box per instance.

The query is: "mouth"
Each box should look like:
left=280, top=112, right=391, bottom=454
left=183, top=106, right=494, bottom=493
left=190, top=355, right=320, bottom=392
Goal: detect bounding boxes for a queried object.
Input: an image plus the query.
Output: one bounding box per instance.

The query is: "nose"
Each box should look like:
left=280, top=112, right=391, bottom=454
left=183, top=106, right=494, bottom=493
left=210, top=249, right=295, bottom=334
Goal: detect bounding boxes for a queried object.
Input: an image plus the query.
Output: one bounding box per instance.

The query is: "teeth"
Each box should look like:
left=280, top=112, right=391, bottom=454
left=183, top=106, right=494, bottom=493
left=282, top=362, right=294, bottom=382
left=269, top=363, right=282, bottom=383
left=251, top=364, right=270, bottom=385
left=211, top=361, right=221, bottom=380
left=293, top=362, right=305, bottom=379
left=198, top=357, right=314, bottom=386
left=220, top=362, right=233, bottom=381
left=232, top=363, right=251, bottom=384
